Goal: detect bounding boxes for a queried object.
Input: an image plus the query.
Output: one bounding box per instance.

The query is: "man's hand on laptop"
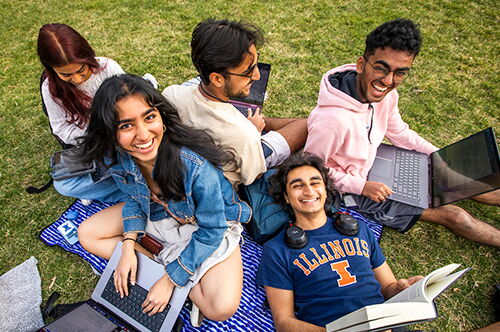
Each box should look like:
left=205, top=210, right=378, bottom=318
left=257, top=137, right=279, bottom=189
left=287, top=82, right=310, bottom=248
left=362, top=181, right=393, bottom=203
left=142, top=274, right=174, bottom=316
left=247, top=107, right=265, bottom=132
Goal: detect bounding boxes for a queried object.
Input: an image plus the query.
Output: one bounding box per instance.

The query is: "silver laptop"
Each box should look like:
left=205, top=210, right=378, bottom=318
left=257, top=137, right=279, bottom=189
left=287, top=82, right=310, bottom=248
left=41, top=241, right=191, bottom=332
left=368, top=127, right=500, bottom=209
left=90, top=241, right=192, bottom=332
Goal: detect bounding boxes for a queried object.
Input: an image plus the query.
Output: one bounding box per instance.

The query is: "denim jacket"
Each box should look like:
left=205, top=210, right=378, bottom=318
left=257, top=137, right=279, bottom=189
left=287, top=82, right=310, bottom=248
left=110, top=147, right=251, bottom=287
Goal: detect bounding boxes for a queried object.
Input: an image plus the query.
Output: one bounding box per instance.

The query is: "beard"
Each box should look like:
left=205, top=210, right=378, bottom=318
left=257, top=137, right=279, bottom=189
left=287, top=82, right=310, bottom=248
left=224, top=80, right=253, bottom=99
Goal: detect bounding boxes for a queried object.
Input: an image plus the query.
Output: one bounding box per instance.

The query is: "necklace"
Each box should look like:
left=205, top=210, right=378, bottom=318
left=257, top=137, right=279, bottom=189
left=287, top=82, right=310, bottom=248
left=199, top=84, right=229, bottom=103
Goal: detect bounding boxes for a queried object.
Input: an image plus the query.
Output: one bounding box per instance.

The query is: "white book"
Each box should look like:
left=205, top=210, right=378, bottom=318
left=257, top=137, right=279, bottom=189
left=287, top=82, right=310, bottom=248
left=326, top=264, right=469, bottom=332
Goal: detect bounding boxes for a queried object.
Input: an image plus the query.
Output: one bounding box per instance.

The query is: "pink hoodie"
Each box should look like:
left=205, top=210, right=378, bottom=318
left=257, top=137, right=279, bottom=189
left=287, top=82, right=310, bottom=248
left=304, top=64, right=438, bottom=195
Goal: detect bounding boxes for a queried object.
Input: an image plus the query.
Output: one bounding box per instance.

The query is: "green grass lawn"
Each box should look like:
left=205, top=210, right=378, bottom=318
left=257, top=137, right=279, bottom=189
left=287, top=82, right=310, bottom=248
left=0, top=0, right=498, bottom=331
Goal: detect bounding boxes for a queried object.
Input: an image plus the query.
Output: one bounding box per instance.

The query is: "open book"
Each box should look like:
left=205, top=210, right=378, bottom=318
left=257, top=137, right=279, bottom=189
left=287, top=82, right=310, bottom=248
left=326, top=263, right=469, bottom=332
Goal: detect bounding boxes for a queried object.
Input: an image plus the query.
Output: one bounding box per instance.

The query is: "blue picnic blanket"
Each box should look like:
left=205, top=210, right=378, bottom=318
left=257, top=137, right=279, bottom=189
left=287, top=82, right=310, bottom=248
left=40, top=200, right=382, bottom=331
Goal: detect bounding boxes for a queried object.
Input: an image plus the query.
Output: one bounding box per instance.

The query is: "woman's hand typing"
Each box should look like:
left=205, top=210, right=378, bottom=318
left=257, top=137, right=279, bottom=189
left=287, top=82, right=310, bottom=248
left=142, top=274, right=175, bottom=316
left=114, top=237, right=138, bottom=298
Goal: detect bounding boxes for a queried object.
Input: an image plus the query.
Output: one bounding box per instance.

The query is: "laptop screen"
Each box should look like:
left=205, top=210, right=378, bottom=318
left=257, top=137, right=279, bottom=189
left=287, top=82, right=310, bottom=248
left=231, top=62, right=271, bottom=106
left=431, top=127, right=500, bottom=206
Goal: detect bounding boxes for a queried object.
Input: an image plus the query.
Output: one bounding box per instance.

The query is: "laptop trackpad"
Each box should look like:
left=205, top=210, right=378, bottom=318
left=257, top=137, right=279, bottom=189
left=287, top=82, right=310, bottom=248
left=371, top=157, right=392, bottom=179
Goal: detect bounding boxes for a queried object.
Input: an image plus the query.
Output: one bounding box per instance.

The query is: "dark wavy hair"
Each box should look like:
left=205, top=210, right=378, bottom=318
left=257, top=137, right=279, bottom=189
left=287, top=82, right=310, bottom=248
left=268, top=153, right=336, bottom=218
left=191, top=19, right=264, bottom=84
left=364, top=18, right=422, bottom=57
left=80, top=74, right=236, bottom=201
left=37, top=23, right=101, bottom=127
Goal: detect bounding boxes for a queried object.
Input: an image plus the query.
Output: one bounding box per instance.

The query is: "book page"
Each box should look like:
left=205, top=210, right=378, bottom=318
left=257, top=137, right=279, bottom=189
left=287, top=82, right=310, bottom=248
left=327, top=302, right=401, bottom=328
left=426, top=268, right=469, bottom=300
left=327, top=302, right=436, bottom=332
left=385, top=277, right=427, bottom=303
left=385, top=263, right=462, bottom=303
left=425, top=263, right=460, bottom=286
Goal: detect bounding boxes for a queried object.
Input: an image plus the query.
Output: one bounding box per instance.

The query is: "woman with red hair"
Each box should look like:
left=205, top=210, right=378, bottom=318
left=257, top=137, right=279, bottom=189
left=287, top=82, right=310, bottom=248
left=37, top=23, right=125, bottom=147
left=37, top=23, right=128, bottom=203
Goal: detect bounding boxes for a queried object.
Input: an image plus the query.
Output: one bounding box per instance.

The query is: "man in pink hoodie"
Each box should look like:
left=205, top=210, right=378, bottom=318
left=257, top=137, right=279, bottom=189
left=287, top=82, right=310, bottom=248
left=304, top=18, right=499, bottom=246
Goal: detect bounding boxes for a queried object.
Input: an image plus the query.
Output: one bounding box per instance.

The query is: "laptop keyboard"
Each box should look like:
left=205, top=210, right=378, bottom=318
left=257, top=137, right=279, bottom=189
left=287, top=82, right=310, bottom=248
left=392, top=150, right=421, bottom=201
left=102, top=273, right=170, bottom=332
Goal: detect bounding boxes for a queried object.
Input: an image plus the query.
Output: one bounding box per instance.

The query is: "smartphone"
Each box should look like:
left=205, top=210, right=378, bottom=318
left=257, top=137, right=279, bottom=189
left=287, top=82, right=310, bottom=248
left=57, top=220, right=79, bottom=245
left=232, top=103, right=260, bottom=118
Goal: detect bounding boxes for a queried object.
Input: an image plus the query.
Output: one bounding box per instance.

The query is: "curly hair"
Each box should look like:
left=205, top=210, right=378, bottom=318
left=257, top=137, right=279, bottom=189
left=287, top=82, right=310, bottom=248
left=364, top=18, right=422, bottom=57
left=191, top=19, right=265, bottom=84
left=268, top=153, right=336, bottom=217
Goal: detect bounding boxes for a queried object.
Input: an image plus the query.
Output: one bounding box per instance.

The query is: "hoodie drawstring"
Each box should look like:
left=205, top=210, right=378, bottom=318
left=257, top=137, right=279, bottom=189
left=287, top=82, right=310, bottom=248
left=367, top=103, right=374, bottom=144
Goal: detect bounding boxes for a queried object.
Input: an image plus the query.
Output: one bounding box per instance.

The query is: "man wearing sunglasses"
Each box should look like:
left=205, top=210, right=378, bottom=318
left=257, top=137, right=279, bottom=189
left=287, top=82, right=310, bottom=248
left=163, top=19, right=307, bottom=186
left=304, top=18, right=500, bottom=246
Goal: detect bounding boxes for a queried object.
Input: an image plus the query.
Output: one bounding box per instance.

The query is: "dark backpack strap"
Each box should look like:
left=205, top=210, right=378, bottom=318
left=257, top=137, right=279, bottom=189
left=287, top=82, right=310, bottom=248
left=26, top=178, right=53, bottom=194
left=39, top=71, right=48, bottom=116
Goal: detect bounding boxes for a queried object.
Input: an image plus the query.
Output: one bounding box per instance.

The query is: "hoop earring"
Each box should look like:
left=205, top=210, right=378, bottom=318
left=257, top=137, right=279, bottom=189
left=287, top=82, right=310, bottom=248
left=163, top=125, right=166, bottom=132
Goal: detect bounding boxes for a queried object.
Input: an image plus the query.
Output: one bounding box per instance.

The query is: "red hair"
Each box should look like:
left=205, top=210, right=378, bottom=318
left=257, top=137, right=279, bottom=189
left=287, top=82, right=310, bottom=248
left=37, top=23, right=100, bottom=127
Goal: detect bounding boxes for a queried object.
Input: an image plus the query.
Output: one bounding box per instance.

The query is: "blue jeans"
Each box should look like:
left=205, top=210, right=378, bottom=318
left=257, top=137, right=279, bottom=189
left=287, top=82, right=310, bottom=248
left=54, top=171, right=125, bottom=202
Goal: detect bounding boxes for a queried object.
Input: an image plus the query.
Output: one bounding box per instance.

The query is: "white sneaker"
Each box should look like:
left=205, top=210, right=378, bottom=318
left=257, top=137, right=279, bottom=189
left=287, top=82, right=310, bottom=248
left=190, top=302, right=204, bottom=327
left=80, top=199, right=93, bottom=206
left=181, top=76, right=202, bottom=87
left=142, top=73, right=159, bottom=89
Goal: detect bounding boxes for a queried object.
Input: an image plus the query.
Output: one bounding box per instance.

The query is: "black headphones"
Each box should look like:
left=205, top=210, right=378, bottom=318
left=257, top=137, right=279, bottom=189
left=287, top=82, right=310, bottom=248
left=285, top=192, right=359, bottom=249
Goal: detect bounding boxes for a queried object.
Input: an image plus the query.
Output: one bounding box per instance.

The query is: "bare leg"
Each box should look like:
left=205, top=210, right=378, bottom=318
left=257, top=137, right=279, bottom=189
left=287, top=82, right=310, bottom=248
left=188, top=246, right=243, bottom=321
left=78, top=203, right=125, bottom=259
left=78, top=202, right=152, bottom=259
left=471, top=189, right=500, bottom=206
left=264, top=117, right=308, bottom=152
left=421, top=204, right=500, bottom=246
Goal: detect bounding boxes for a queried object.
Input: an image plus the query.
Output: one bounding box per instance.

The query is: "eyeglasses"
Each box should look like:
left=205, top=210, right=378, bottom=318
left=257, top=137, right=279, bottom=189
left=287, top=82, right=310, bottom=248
left=363, top=56, right=410, bottom=84
left=225, top=53, right=260, bottom=78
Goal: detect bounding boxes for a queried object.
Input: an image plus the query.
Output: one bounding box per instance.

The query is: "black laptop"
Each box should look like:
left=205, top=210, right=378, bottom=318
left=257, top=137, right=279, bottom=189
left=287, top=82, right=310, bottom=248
left=368, top=127, right=500, bottom=209
left=230, top=62, right=271, bottom=117
left=39, top=241, right=192, bottom=332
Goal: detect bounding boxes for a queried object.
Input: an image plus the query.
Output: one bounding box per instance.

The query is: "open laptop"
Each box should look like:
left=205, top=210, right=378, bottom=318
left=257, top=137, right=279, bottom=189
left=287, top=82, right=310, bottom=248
left=40, top=241, right=192, bottom=332
left=230, top=62, right=271, bottom=117
left=368, top=127, right=500, bottom=209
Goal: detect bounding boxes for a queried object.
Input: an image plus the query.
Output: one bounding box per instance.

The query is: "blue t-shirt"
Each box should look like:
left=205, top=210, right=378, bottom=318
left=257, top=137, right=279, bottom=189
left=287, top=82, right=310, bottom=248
left=256, top=218, right=386, bottom=327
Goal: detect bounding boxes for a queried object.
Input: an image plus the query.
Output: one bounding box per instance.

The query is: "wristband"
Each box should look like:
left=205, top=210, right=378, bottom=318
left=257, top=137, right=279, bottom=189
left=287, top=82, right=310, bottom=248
left=123, top=237, right=137, bottom=243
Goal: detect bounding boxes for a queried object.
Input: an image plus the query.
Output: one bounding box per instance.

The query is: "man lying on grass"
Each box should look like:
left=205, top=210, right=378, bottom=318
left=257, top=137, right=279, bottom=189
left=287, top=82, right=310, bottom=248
left=256, top=153, right=422, bottom=331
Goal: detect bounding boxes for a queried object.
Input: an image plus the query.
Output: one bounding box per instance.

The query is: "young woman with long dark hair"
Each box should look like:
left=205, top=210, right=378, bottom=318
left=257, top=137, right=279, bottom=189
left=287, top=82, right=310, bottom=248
left=78, top=74, right=250, bottom=322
